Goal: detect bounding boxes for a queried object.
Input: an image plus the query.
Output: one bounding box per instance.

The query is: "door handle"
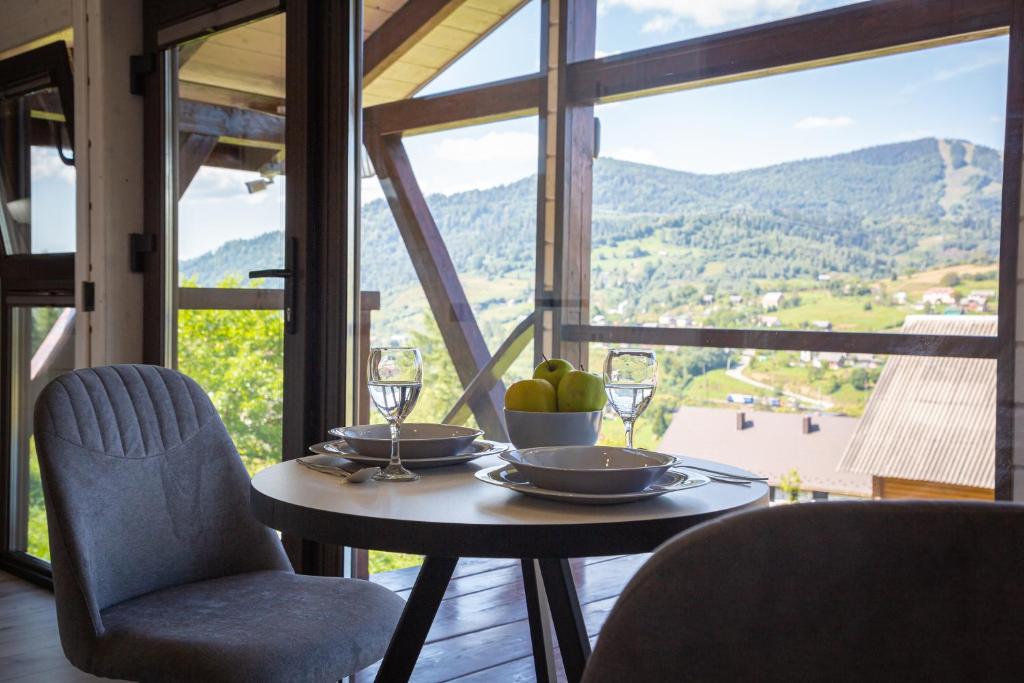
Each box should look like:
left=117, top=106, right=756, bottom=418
left=248, top=268, right=291, bottom=279
left=247, top=237, right=297, bottom=335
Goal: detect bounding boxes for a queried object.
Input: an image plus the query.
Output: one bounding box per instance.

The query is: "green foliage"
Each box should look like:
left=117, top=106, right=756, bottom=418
left=183, top=138, right=1002, bottom=302
left=780, top=469, right=803, bottom=503
left=178, top=277, right=284, bottom=474
left=940, top=272, right=961, bottom=286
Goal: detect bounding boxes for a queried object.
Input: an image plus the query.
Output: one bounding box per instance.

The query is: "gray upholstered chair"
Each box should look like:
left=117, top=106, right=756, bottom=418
left=583, top=501, right=1024, bottom=683
left=33, top=364, right=404, bottom=682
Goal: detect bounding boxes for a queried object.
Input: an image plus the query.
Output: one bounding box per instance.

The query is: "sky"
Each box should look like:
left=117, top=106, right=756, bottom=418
left=29, top=0, right=1009, bottom=259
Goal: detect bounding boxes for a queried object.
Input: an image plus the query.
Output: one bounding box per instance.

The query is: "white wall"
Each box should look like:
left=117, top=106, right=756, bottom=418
left=73, top=0, right=145, bottom=366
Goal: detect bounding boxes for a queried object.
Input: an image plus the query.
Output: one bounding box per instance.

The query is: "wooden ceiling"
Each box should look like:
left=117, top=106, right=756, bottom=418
left=177, top=0, right=529, bottom=111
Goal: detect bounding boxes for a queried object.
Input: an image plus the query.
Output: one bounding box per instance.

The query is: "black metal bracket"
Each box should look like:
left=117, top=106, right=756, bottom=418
left=81, top=281, right=95, bottom=312
left=129, top=233, right=156, bottom=273
left=129, top=53, right=156, bottom=96
left=248, top=236, right=297, bottom=334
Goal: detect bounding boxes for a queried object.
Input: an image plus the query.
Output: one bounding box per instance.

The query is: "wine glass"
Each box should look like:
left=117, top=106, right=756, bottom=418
left=603, top=348, right=658, bottom=449
left=367, top=347, right=423, bottom=482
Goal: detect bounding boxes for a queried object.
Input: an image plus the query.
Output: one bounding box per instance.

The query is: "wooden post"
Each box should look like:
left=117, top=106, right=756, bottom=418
left=536, top=0, right=595, bottom=369
left=1000, top=0, right=1024, bottom=501
left=367, top=132, right=508, bottom=439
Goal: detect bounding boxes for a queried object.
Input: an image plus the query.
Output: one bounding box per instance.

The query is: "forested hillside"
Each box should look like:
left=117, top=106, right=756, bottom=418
left=182, top=137, right=1002, bottom=292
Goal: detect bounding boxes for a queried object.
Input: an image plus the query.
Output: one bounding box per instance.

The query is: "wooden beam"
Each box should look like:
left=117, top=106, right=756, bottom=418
left=203, top=142, right=279, bottom=173
left=364, top=73, right=542, bottom=136
left=443, top=311, right=535, bottom=427
left=364, top=0, right=469, bottom=87
left=178, top=98, right=284, bottom=147
left=536, top=0, right=595, bottom=368
left=368, top=133, right=508, bottom=439
left=179, top=80, right=284, bottom=115
left=561, top=325, right=1001, bottom=360
left=997, top=0, right=1024, bottom=501
left=567, top=0, right=1012, bottom=104
left=177, top=287, right=284, bottom=310
left=178, top=133, right=218, bottom=199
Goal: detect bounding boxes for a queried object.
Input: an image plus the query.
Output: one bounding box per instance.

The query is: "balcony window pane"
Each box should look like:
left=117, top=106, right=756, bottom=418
left=0, top=85, right=75, bottom=254
left=8, top=306, right=76, bottom=562
left=590, top=37, right=1006, bottom=335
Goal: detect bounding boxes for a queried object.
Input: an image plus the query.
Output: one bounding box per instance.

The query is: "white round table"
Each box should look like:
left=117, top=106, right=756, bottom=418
left=251, top=454, right=768, bottom=682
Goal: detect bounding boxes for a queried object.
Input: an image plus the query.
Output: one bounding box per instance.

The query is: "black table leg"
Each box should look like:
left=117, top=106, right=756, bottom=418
left=538, top=558, right=591, bottom=683
left=521, top=559, right=555, bottom=683
left=374, top=555, right=458, bottom=683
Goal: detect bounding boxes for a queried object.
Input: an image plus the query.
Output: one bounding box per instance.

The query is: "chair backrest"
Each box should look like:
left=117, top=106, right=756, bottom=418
left=33, top=365, right=290, bottom=662
left=583, top=501, right=1024, bottom=683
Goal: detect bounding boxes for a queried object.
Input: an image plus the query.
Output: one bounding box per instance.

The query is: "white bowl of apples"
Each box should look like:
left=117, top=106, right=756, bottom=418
left=503, top=358, right=605, bottom=449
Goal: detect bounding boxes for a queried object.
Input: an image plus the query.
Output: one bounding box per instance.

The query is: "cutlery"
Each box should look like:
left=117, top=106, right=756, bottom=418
left=675, top=464, right=767, bottom=481
left=704, top=475, right=751, bottom=486
left=298, top=458, right=379, bottom=483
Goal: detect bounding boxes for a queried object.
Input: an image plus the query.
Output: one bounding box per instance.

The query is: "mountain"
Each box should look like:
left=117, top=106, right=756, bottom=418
left=181, top=137, right=1002, bottom=292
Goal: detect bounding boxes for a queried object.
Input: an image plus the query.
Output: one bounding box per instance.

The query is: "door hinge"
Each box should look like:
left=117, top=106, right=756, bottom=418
left=82, top=281, right=95, bottom=312
left=129, top=53, right=156, bottom=96
left=130, top=233, right=157, bottom=273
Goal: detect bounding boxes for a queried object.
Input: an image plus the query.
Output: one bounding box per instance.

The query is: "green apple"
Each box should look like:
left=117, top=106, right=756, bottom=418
left=505, top=378, right=557, bottom=412
left=557, top=370, right=606, bottom=412
left=533, top=357, right=574, bottom=391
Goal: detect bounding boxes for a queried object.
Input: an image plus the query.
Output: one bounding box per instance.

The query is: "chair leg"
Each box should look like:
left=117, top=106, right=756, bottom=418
left=373, top=555, right=458, bottom=683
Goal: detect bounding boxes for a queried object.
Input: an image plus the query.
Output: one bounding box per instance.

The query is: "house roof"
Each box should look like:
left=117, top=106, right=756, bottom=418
left=838, top=315, right=996, bottom=490
left=659, top=406, right=869, bottom=496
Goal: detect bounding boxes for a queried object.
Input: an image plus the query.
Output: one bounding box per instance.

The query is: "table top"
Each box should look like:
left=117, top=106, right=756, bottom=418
left=250, top=454, right=768, bottom=558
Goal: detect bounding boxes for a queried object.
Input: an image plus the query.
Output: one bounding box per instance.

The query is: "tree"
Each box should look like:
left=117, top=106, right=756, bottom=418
left=940, top=272, right=961, bottom=287
left=779, top=469, right=802, bottom=503
left=177, top=277, right=284, bottom=475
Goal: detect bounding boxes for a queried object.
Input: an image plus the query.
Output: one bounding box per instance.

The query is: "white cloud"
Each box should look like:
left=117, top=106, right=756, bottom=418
left=604, top=0, right=818, bottom=29
left=605, top=145, right=661, bottom=165
left=931, top=55, right=1005, bottom=83
left=793, top=115, right=855, bottom=129
left=434, top=131, right=538, bottom=163
left=31, top=146, right=75, bottom=184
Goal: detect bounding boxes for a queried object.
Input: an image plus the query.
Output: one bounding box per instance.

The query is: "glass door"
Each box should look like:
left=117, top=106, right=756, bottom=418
left=0, top=41, right=76, bottom=580
left=170, top=14, right=288, bottom=477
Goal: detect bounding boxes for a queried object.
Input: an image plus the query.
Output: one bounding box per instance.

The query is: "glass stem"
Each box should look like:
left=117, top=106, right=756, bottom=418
left=389, top=420, right=401, bottom=468
left=623, top=418, right=634, bottom=449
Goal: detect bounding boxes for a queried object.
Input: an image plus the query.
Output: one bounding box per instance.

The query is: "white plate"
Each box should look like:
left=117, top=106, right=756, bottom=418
left=327, top=423, right=483, bottom=459
left=475, top=464, right=709, bottom=504
left=308, top=438, right=509, bottom=469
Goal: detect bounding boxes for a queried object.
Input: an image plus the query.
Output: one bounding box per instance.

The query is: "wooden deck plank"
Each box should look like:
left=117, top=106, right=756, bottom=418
left=2, top=551, right=646, bottom=683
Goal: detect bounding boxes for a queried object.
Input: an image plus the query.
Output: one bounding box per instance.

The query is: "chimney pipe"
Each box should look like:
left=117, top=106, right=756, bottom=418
left=736, top=411, right=746, bottom=430
left=802, top=416, right=813, bottom=434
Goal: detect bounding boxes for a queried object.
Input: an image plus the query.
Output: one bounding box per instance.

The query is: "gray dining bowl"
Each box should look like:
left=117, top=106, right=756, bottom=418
left=500, top=446, right=679, bottom=494
left=503, top=409, right=602, bottom=449
left=329, top=423, right=483, bottom=459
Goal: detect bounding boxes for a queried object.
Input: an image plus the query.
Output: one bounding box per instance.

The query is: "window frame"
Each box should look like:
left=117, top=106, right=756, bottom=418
left=0, top=41, right=76, bottom=585
left=361, top=0, right=1021, bottom=499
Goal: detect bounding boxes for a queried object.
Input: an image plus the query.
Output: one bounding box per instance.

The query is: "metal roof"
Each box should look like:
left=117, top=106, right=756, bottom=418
left=660, top=406, right=869, bottom=497
left=838, top=315, right=996, bottom=490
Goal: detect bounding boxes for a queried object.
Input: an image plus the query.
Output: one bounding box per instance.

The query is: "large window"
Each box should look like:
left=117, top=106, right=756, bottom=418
left=360, top=1, right=1016, bottom=505
left=173, top=15, right=287, bottom=476
left=0, top=41, right=76, bottom=575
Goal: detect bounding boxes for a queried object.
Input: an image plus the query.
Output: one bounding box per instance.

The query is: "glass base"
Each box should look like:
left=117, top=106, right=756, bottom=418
left=374, top=463, right=420, bottom=481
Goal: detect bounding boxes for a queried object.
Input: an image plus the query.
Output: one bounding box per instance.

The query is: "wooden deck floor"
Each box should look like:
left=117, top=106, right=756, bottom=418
left=0, top=555, right=644, bottom=682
